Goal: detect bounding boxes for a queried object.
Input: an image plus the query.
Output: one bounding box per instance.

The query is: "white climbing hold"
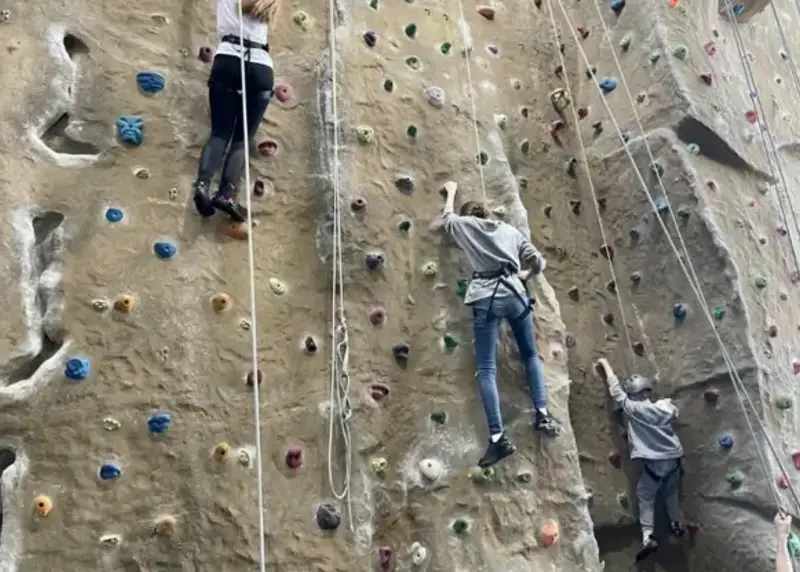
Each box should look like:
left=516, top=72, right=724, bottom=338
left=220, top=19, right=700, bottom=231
left=424, top=86, right=445, bottom=109
left=236, top=447, right=253, bottom=468
left=410, top=541, right=428, bottom=565
left=371, top=457, right=389, bottom=474
left=268, top=278, right=286, bottom=295
left=92, top=299, right=109, bottom=312
left=168, top=186, right=178, bottom=201
left=355, top=125, right=375, bottom=144
left=494, top=114, right=508, bottom=130
left=99, top=534, right=121, bottom=547
left=103, top=417, right=121, bottom=431
left=134, top=167, right=150, bottom=179
left=421, top=261, right=438, bottom=276
left=491, top=205, right=506, bottom=217
left=239, top=318, right=251, bottom=330
left=418, top=458, right=443, bottom=481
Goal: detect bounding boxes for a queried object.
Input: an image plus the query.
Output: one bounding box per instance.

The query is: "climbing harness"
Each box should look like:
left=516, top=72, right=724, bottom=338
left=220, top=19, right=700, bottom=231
left=551, top=0, right=800, bottom=514
left=221, top=34, right=270, bottom=53
left=233, top=3, right=267, bottom=571
left=471, top=264, right=535, bottom=320
left=642, top=458, right=684, bottom=484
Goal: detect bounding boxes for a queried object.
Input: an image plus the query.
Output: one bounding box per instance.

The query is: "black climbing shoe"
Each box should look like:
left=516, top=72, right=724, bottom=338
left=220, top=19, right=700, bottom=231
left=535, top=411, right=563, bottom=437
left=478, top=434, right=516, bottom=468
left=193, top=180, right=215, bottom=218
left=211, top=185, right=248, bottom=223
left=635, top=537, right=658, bottom=562
left=670, top=521, right=686, bottom=537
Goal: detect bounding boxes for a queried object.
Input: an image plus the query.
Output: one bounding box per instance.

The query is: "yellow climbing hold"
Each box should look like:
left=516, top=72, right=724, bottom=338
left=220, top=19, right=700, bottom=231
left=356, top=125, right=375, bottom=144
left=154, top=515, right=176, bottom=537
left=211, top=293, right=233, bottom=314
left=213, top=442, right=231, bottom=462
left=268, top=278, right=286, bottom=295
left=113, top=294, right=135, bottom=313
left=34, top=495, right=52, bottom=517
left=292, top=10, right=312, bottom=31
left=371, top=457, right=389, bottom=475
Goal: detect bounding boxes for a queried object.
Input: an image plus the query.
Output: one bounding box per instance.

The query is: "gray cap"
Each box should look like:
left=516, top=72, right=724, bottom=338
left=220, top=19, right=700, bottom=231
left=622, top=374, right=653, bottom=395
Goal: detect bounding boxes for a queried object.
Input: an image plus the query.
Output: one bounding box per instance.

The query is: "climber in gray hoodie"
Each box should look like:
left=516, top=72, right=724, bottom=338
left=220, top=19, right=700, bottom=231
left=594, top=358, right=686, bottom=562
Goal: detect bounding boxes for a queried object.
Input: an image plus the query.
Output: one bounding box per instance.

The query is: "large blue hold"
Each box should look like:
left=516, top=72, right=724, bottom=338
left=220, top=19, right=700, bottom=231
left=599, top=78, right=618, bottom=94
left=153, top=241, right=177, bottom=259
left=116, top=115, right=144, bottom=146
left=99, top=462, right=121, bottom=481
left=65, top=357, right=90, bottom=381
left=148, top=412, right=172, bottom=435
left=136, top=71, right=165, bottom=95
left=610, top=0, right=626, bottom=13
left=718, top=433, right=734, bottom=450
left=105, top=207, right=124, bottom=223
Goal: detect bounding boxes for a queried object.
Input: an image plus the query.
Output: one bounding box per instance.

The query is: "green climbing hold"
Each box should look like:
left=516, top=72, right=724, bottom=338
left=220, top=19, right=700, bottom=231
left=712, top=304, right=725, bottom=320
left=443, top=334, right=459, bottom=350
left=469, top=466, right=495, bottom=484
left=776, top=396, right=793, bottom=410
left=407, top=124, right=418, bottom=137
left=673, top=45, right=688, bottom=60
left=648, top=51, right=661, bottom=64
left=456, top=279, right=468, bottom=298
left=439, top=187, right=447, bottom=198
left=619, top=34, right=631, bottom=51
left=726, top=470, right=744, bottom=489
left=755, top=277, right=767, bottom=290
left=368, top=0, right=378, bottom=8
left=788, top=532, right=800, bottom=558
left=431, top=410, right=447, bottom=424
left=383, top=79, right=394, bottom=92
left=405, top=56, right=421, bottom=70
left=477, top=151, right=489, bottom=165
left=440, top=42, right=452, bottom=55
left=452, top=518, right=470, bottom=536
left=405, top=23, right=417, bottom=38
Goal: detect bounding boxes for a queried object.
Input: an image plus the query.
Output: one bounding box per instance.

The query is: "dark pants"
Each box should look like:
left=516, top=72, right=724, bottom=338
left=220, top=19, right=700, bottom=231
left=196, top=54, right=274, bottom=194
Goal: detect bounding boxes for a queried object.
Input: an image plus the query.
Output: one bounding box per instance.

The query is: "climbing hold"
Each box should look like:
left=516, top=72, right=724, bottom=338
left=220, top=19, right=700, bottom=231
left=293, top=10, right=313, bottom=30
left=268, top=278, right=286, bottom=295
left=477, top=151, right=489, bottom=165
left=712, top=303, right=725, bottom=319
left=420, top=261, right=438, bottom=277
left=653, top=197, right=669, bottom=213
left=565, top=157, right=577, bottom=177
left=92, top=299, right=109, bottom=312
left=285, top=446, right=303, bottom=469
left=673, top=45, right=687, bottom=60
left=370, top=383, right=390, bottom=401
left=607, top=279, right=618, bottom=292
left=110, top=294, right=133, bottom=314
left=404, top=23, right=417, bottom=38
left=650, top=162, right=664, bottom=177
left=718, top=433, right=734, bottom=450
left=213, top=442, right=231, bottom=462
left=147, top=412, right=172, bottom=435
left=541, top=520, right=560, bottom=548
left=103, top=417, right=121, bottom=431
left=99, top=534, right=121, bottom=547
left=153, top=241, right=177, bottom=260
left=395, top=175, right=414, bottom=194
left=648, top=51, right=661, bottom=64
left=371, top=457, right=389, bottom=476
left=365, top=252, right=386, bottom=271
left=424, top=86, right=445, bottom=108
left=755, top=276, right=767, bottom=290
left=99, top=462, right=121, bottom=481
left=685, top=144, right=700, bottom=156
left=221, top=221, right=248, bottom=240
left=368, top=307, right=386, bottom=326
left=620, top=34, right=631, bottom=51
left=599, top=78, right=617, bottom=94
left=569, top=200, right=581, bottom=215
left=383, top=79, right=395, bottom=93
left=779, top=473, right=790, bottom=490
left=672, top=303, right=687, bottom=320
left=469, top=466, right=495, bottom=484
left=704, top=389, right=720, bottom=404
left=154, top=515, right=176, bottom=538
left=768, top=325, right=778, bottom=337
left=511, top=78, right=522, bottom=90
left=730, top=3, right=744, bottom=16
left=65, top=357, right=90, bottom=381
left=406, top=124, right=418, bottom=138
left=378, top=546, right=393, bottom=570
left=350, top=197, right=366, bottom=212
left=304, top=336, right=318, bottom=354
left=700, top=73, right=712, bottom=86
left=452, top=517, right=470, bottom=536
left=567, top=286, right=579, bottom=301
left=726, top=470, right=744, bottom=489
left=430, top=410, right=447, bottom=425
left=198, top=46, right=214, bottom=62
left=246, top=369, right=263, bottom=386
left=410, top=542, right=427, bottom=565
left=789, top=532, right=800, bottom=558
left=565, top=334, right=576, bottom=348
left=516, top=470, right=533, bottom=483
left=456, top=279, right=468, bottom=298
left=599, top=244, right=614, bottom=261
left=257, top=139, right=279, bottom=157
left=136, top=71, right=165, bottom=95
left=34, top=495, right=52, bottom=517
left=405, top=56, right=421, bottom=70
left=210, top=293, right=233, bottom=314
left=443, top=333, right=459, bottom=350
left=356, top=125, right=374, bottom=144
left=776, top=397, right=793, bottom=410
left=746, top=110, right=758, bottom=124
left=577, top=26, right=590, bottom=39
left=252, top=180, right=266, bottom=198
left=274, top=83, right=293, bottom=103
left=116, top=115, right=144, bottom=146
left=602, top=313, right=614, bottom=325
left=438, top=41, right=452, bottom=56
left=608, top=451, right=622, bottom=469
left=316, top=503, right=341, bottom=531
left=592, top=120, right=603, bottom=134
left=363, top=30, right=377, bottom=48
left=632, top=341, right=645, bottom=356
left=419, top=458, right=443, bottom=481
left=704, top=41, right=717, bottom=56
left=611, top=0, right=625, bottom=14
left=105, top=207, right=124, bottom=223
left=134, top=167, right=150, bottom=179
left=477, top=5, right=495, bottom=19
left=393, top=342, right=410, bottom=362
left=368, top=0, right=378, bottom=9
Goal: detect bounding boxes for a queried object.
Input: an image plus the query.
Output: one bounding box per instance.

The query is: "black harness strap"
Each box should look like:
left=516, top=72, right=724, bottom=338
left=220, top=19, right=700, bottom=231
left=644, top=458, right=684, bottom=483
left=471, top=264, right=535, bottom=320
left=221, top=34, right=270, bottom=63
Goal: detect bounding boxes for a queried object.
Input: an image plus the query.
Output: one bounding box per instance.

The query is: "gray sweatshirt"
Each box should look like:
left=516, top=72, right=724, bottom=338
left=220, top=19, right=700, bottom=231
left=442, top=212, right=545, bottom=305
left=607, top=372, right=684, bottom=460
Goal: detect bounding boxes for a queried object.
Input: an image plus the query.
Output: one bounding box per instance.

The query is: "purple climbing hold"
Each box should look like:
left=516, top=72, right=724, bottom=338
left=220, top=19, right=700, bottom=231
left=363, top=30, right=377, bottom=48
left=365, top=251, right=386, bottom=270
left=379, top=546, right=393, bottom=570
left=285, top=445, right=304, bottom=469
left=369, top=307, right=387, bottom=326
left=198, top=46, right=214, bottom=62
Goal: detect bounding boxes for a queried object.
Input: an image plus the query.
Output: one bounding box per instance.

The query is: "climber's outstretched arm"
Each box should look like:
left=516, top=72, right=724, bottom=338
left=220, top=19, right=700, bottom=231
left=595, top=358, right=627, bottom=407
left=775, top=513, right=792, bottom=572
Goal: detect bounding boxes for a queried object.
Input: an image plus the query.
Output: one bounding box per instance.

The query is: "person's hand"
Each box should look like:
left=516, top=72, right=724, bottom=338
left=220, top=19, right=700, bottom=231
left=443, top=181, right=458, bottom=196
left=594, top=358, right=612, bottom=383
left=776, top=512, right=792, bottom=536
left=248, top=0, right=278, bottom=19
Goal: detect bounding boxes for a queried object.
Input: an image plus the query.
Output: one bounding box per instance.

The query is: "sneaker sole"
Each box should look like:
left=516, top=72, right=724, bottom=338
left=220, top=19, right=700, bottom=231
left=193, top=191, right=215, bottom=218
left=477, top=445, right=517, bottom=468
left=635, top=542, right=658, bottom=562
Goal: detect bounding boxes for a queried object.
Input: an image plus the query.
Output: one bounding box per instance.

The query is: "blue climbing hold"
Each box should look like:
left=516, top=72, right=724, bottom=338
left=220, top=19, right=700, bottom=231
left=105, top=207, right=124, bottom=223
left=65, top=357, right=90, bottom=381
left=136, top=71, right=165, bottom=95
left=653, top=197, right=669, bottom=214
left=731, top=3, right=744, bottom=16
left=610, top=0, right=626, bottom=14
left=718, top=433, right=734, bottom=450
left=116, top=115, right=144, bottom=146
left=153, top=241, right=177, bottom=260
left=672, top=303, right=687, bottom=320
left=147, top=412, right=172, bottom=435
left=99, top=462, right=122, bottom=481
left=599, top=78, right=618, bottom=94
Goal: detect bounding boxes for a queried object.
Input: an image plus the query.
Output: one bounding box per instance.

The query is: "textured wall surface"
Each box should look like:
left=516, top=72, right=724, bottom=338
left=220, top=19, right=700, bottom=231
left=0, top=0, right=798, bottom=570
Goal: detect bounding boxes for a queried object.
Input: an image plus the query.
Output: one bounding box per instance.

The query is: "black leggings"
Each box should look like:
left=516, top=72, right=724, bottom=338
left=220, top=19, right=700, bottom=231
left=197, top=54, right=274, bottom=192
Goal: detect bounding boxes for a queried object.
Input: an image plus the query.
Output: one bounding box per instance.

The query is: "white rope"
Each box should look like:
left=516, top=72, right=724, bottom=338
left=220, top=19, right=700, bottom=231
left=551, top=0, right=800, bottom=512
left=235, top=2, right=267, bottom=570
left=324, top=0, right=355, bottom=531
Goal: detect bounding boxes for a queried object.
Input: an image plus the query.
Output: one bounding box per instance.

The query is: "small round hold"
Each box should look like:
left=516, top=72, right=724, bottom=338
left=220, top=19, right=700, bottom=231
left=350, top=197, right=367, bottom=212
left=370, top=383, right=390, bottom=401
left=103, top=417, right=122, bottom=431
left=672, top=303, right=687, bottom=320
left=211, top=293, right=233, bottom=314
left=92, top=299, right=110, bottom=312
left=105, top=207, right=124, bottom=223
left=269, top=278, right=286, bottom=295
left=632, top=341, right=645, bottom=356
left=113, top=295, right=135, bottom=313
left=257, top=139, right=279, bottom=157
left=304, top=336, right=318, bottom=353
left=404, top=23, right=417, bottom=37
left=516, top=470, right=533, bottom=483
left=393, top=342, right=410, bottom=362
left=246, top=369, right=263, bottom=386
left=198, top=46, right=214, bottom=62
left=153, top=241, right=177, bottom=260
left=405, top=56, right=421, bottom=70
left=410, top=542, right=427, bottom=565
left=419, top=458, right=443, bottom=481
left=253, top=180, right=265, bottom=197
left=292, top=10, right=312, bottom=30
left=365, top=251, right=386, bottom=270
left=421, top=261, right=438, bottom=276
left=477, top=5, right=495, bottom=19
left=383, top=79, right=394, bottom=92
left=147, top=412, right=172, bottom=435
left=285, top=446, right=304, bottom=469
left=369, top=307, right=386, bottom=326
left=540, top=519, right=560, bottom=547
left=274, top=83, right=293, bottom=103
left=703, top=388, right=720, bottom=404
left=356, top=125, right=375, bottom=144
left=65, top=357, right=91, bottom=381
left=134, top=167, right=150, bottom=179
left=363, top=30, right=377, bottom=47
left=99, top=462, right=122, bottom=481
left=397, top=219, right=411, bottom=232
left=452, top=517, right=471, bottom=536
left=213, top=442, right=231, bottom=462
left=371, top=457, right=389, bottom=474
left=718, top=433, right=734, bottom=450
left=34, top=495, right=53, bottom=517
left=430, top=410, right=447, bottom=424
left=154, top=515, right=176, bottom=538
left=424, top=86, right=445, bottom=108
left=406, top=124, right=418, bottom=137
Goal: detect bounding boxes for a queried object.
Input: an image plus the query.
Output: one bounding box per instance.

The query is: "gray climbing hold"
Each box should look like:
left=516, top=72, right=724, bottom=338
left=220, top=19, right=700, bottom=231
left=365, top=251, right=386, bottom=271
left=419, top=458, right=443, bottom=481
left=424, top=86, right=445, bottom=108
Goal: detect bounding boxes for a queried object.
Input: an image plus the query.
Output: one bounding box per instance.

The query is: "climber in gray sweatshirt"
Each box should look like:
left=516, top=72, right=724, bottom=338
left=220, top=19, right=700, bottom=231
left=594, top=358, right=686, bottom=562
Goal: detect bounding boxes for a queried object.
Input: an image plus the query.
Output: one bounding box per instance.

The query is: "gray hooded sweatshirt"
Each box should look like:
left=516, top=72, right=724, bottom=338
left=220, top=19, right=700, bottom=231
left=441, top=212, right=545, bottom=305
left=607, top=372, right=684, bottom=460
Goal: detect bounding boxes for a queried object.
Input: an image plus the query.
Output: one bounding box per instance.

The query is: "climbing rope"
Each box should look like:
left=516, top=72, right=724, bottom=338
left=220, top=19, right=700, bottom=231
left=234, top=3, right=267, bottom=570
left=543, top=1, right=636, bottom=371
left=453, top=0, right=489, bottom=201
left=550, top=0, right=800, bottom=513
left=325, top=0, right=355, bottom=532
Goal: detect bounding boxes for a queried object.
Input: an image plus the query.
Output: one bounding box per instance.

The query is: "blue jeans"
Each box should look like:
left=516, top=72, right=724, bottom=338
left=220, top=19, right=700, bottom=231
left=471, top=294, right=547, bottom=435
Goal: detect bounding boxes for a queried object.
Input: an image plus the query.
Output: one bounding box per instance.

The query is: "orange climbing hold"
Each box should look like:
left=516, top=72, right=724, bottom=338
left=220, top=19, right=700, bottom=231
left=155, top=515, right=177, bottom=537
left=211, top=293, right=233, bottom=314
left=540, top=519, right=560, bottom=548
left=114, top=295, right=135, bottom=313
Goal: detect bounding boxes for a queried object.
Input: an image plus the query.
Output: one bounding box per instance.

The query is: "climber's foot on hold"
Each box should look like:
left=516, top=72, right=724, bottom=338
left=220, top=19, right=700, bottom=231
left=193, top=180, right=215, bottom=218
left=211, top=185, right=248, bottom=223
left=635, top=537, right=658, bottom=562
left=478, top=433, right=516, bottom=468
left=534, top=410, right=563, bottom=437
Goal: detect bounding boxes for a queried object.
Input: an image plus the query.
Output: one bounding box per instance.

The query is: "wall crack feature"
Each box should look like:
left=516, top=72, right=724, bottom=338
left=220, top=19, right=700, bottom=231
left=0, top=447, right=28, bottom=572
left=674, top=116, right=764, bottom=176
left=62, top=33, right=89, bottom=60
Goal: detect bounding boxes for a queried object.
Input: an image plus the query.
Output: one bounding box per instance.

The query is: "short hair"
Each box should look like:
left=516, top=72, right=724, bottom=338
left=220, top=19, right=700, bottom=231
left=459, top=200, right=488, bottom=219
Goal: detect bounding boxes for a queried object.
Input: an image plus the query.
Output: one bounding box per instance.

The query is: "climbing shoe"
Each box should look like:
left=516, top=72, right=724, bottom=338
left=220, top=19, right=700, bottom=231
left=670, top=521, right=686, bottom=537
left=535, top=411, right=563, bottom=437
left=635, top=536, right=658, bottom=562
left=193, top=180, right=215, bottom=218
left=211, top=185, right=248, bottom=223
left=478, top=434, right=516, bottom=468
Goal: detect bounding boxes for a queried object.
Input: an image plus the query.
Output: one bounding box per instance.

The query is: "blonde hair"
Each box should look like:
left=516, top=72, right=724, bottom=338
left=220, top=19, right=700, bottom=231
left=241, top=0, right=281, bottom=23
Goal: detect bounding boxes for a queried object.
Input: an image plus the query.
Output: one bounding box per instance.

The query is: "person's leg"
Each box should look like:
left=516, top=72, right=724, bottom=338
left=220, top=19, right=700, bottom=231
left=661, top=458, right=685, bottom=535
left=506, top=295, right=561, bottom=436
left=635, top=461, right=660, bottom=560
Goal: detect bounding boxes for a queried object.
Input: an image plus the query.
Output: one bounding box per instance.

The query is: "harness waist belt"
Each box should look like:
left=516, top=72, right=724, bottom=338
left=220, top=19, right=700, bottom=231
left=472, top=266, right=517, bottom=280
left=221, top=34, right=270, bottom=53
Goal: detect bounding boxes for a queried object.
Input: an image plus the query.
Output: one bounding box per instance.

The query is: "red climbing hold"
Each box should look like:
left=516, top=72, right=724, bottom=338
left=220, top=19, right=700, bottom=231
left=793, top=359, right=800, bottom=374
left=369, top=307, right=386, bottom=326
left=746, top=110, right=758, bottom=124
left=703, top=388, right=720, bottom=404
left=577, top=106, right=589, bottom=119
left=285, top=446, right=304, bottom=469
left=274, top=84, right=293, bottom=103
left=198, top=46, right=214, bottom=62
left=792, top=452, right=800, bottom=470
left=258, top=139, right=279, bottom=157
left=700, top=73, right=712, bottom=86
left=370, top=383, right=390, bottom=401
left=779, top=473, right=790, bottom=489
left=577, top=27, right=590, bottom=39
left=704, top=41, right=716, bottom=56
left=608, top=451, right=622, bottom=469
left=379, top=547, right=393, bottom=570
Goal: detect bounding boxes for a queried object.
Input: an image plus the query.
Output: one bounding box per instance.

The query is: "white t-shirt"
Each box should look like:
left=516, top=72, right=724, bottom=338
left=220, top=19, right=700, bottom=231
left=215, top=0, right=273, bottom=68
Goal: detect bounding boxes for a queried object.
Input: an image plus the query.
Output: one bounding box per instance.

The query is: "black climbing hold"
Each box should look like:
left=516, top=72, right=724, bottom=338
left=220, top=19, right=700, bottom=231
left=543, top=205, right=553, bottom=217
left=363, top=31, right=377, bottom=48
left=383, top=79, right=394, bottom=92
left=606, top=279, right=616, bottom=293
left=768, top=324, right=778, bottom=338
left=599, top=244, right=614, bottom=260
left=577, top=26, right=590, bottom=39
left=430, top=410, right=447, bottom=424
left=597, top=198, right=607, bottom=212
left=351, top=197, right=367, bottom=212
left=395, top=176, right=414, bottom=194
left=304, top=336, right=318, bottom=353
left=565, top=157, right=577, bottom=177
left=569, top=200, right=581, bottom=214
left=630, top=271, right=641, bottom=284
left=521, top=107, right=529, bottom=118
left=405, top=23, right=417, bottom=38
left=650, top=162, right=664, bottom=177
left=398, top=219, right=411, bottom=232
left=703, top=389, right=720, bottom=404
left=554, top=65, right=564, bottom=77
left=365, top=252, right=386, bottom=270
left=568, top=286, right=579, bottom=301
left=592, top=120, right=603, bottom=133
left=603, top=312, right=614, bottom=325
left=440, top=42, right=452, bottom=54
left=585, top=66, right=597, bottom=79
left=629, top=228, right=640, bottom=243
left=393, top=343, right=410, bottom=363
left=700, top=73, right=712, bottom=86
left=316, top=503, right=341, bottom=531
left=253, top=180, right=265, bottom=197
left=632, top=341, right=645, bottom=356
left=486, top=44, right=499, bottom=56
left=560, top=43, right=566, bottom=54
left=369, top=0, right=378, bottom=9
